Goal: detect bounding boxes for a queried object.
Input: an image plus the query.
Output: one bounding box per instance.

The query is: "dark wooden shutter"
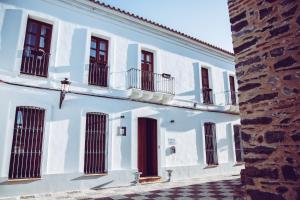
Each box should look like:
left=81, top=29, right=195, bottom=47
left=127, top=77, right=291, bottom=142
left=229, top=75, right=237, bottom=105
left=204, top=122, right=218, bottom=165
left=9, top=106, right=45, bottom=179
left=21, top=18, right=52, bottom=77
left=141, top=50, right=154, bottom=91
left=201, top=68, right=213, bottom=104
left=88, top=37, right=109, bottom=87
left=233, top=125, right=243, bottom=163
left=84, top=112, right=107, bottom=174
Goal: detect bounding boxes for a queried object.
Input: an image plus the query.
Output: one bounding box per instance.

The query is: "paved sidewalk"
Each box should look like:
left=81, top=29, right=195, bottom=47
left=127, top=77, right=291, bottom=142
left=2, top=175, right=242, bottom=200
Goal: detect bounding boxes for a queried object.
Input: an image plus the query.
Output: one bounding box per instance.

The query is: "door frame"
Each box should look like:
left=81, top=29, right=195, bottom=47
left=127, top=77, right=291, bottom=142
left=136, top=116, right=161, bottom=177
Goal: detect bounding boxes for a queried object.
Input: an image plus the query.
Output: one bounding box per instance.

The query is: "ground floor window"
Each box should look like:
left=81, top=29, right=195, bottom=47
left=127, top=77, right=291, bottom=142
left=84, top=112, right=107, bottom=174
left=204, top=122, right=218, bottom=165
left=9, top=106, right=45, bottom=179
left=233, top=125, right=244, bottom=163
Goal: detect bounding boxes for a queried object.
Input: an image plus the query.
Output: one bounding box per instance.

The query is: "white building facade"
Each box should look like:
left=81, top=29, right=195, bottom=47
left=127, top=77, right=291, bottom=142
left=0, top=0, right=243, bottom=197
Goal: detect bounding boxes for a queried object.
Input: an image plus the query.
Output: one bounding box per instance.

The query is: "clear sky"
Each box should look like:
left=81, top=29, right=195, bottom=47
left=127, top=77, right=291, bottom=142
left=98, top=0, right=233, bottom=52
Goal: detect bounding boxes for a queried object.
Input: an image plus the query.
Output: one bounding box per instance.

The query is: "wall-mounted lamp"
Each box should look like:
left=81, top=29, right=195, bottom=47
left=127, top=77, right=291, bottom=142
left=59, top=78, right=71, bottom=109
left=170, top=120, right=175, bottom=123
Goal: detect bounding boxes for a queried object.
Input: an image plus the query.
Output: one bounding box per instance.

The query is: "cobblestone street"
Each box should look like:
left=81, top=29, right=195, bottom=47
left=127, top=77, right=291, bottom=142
left=1, top=175, right=242, bottom=200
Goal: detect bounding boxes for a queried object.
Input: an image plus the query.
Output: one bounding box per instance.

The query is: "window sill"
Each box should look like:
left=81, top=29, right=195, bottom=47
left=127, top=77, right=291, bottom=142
left=83, top=173, right=107, bottom=177
left=234, top=162, right=245, bottom=166
left=6, top=177, right=42, bottom=183
left=204, top=164, right=218, bottom=169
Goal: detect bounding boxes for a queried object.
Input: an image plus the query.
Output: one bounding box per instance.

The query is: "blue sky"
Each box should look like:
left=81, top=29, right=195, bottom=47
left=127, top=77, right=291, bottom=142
left=98, top=0, right=233, bottom=52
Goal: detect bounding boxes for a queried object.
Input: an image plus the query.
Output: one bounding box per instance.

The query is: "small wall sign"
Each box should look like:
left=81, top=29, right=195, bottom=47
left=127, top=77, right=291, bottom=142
left=168, top=138, right=176, bottom=145
left=118, top=126, right=126, bottom=136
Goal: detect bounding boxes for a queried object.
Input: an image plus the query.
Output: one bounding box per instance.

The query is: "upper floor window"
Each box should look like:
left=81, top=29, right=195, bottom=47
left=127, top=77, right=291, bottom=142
left=229, top=75, right=237, bottom=105
left=141, top=50, right=154, bottom=91
left=88, top=36, right=109, bottom=87
left=204, top=122, right=218, bottom=165
left=201, top=67, right=213, bottom=104
left=21, top=18, right=52, bottom=77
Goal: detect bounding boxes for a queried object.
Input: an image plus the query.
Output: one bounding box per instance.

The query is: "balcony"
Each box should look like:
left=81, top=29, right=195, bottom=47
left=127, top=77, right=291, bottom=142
left=88, top=62, right=109, bottom=87
left=201, top=88, right=214, bottom=104
left=127, top=68, right=175, bottom=103
left=20, top=48, right=50, bottom=77
left=224, top=91, right=239, bottom=112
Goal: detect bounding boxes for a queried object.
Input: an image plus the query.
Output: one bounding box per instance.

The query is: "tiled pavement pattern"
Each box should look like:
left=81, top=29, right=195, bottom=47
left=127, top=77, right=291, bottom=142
left=2, top=175, right=242, bottom=200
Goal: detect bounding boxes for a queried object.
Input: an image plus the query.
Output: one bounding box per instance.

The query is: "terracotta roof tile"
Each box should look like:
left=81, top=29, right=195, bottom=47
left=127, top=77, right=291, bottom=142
left=88, top=0, right=234, bottom=56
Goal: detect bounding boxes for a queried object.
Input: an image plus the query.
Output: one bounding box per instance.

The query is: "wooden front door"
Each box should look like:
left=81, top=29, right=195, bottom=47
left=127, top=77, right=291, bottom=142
left=141, top=50, right=154, bottom=91
left=138, top=118, right=158, bottom=177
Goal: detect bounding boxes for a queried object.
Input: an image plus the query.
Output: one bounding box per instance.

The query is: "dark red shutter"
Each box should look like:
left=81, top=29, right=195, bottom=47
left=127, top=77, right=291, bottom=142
left=204, top=122, right=218, bottom=165
left=201, top=68, right=213, bottom=104
left=9, top=106, right=45, bottom=179
left=141, top=50, right=154, bottom=91
left=84, top=112, right=107, bottom=174
left=233, top=125, right=243, bottom=163
left=88, top=37, right=109, bottom=87
left=21, top=18, right=52, bottom=77
left=229, top=76, right=237, bottom=105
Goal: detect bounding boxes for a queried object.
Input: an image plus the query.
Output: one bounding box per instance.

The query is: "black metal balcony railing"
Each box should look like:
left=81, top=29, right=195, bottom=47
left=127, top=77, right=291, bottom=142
left=88, top=63, right=109, bottom=87
left=225, top=91, right=238, bottom=105
left=127, top=68, right=175, bottom=95
left=21, top=48, right=50, bottom=77
left=202, top=88, right=214, bottom=104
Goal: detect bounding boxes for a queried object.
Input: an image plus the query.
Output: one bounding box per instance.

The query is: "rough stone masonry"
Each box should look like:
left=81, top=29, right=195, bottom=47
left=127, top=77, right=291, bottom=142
left=227, top=0, right=300, bottom=199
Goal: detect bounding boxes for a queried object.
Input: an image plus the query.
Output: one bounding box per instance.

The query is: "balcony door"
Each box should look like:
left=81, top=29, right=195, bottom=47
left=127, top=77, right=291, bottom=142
left=88, top=37, right=109, bottom=87
left=21, top=18, right=52, bottom=77
left=201, top=68, right=213, bottom=104
left=138, top=118, right=158, bottom=177
left=141, top=50, right=154, bottom=91
left=229, top=75, right=237, bottom=105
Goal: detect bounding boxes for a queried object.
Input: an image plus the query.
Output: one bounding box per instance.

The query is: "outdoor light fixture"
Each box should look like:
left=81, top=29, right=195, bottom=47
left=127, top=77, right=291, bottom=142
left=59, top=78, right=71, bottom=109
left=170, top=120, right=175, bottom=123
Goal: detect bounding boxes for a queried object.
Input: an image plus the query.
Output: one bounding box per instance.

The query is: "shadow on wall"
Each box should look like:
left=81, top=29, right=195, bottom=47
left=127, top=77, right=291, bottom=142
left=0, top=9, right=23, bottom=72
left=175, top=62, right=200, bottom=103
left=69, top=28, right=88, bottom=84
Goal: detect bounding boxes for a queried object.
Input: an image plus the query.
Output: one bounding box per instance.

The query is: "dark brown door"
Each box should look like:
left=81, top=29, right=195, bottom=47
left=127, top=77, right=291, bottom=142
left=201, top=68, right=213, bottom=104
left=9, top=106, right=45, bottom=179
left=141, top=50, right=154, bottom=91
left=21, top=18, right=52, bottom=77
left=138, top=118, right=157, bottom=177
left=84, top=112, right=107, bottom=174
left=229, top=75, right=237, bottom=105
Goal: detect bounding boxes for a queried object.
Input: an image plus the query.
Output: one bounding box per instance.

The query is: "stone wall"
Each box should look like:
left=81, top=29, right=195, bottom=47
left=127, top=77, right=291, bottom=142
left=227, top=0, right=300, bottom=199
